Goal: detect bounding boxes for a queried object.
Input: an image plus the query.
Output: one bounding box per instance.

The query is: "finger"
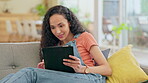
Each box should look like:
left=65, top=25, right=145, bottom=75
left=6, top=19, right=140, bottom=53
left=63, top=59, right=80, bottom=64
left=63, top=62, right=71, bottom=67
left=38, top=62, right=44, bottom=66
left=69, top=55, right=80, bottom=61
left=42, top=59, right=44, bottom=62
left=40, top=62, right=44, bottom=65
left=38, top=63, right=44, bottom=68
left=38, top=63, right=44, bottom=66
left=63, top=62, right=79, bottom=67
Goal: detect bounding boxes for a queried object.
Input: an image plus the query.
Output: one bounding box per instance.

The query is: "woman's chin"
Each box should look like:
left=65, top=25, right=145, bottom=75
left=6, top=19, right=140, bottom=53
left=57, top=35, right=65, bottom=41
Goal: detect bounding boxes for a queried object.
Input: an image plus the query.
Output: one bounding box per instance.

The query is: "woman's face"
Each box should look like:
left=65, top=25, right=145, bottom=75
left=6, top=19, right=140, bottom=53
left=49, top=14, right=73, bottom=43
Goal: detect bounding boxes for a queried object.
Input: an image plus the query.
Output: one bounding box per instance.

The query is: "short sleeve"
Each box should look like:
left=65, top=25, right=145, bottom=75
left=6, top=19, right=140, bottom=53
left=82, top=32, right=98, bottom=51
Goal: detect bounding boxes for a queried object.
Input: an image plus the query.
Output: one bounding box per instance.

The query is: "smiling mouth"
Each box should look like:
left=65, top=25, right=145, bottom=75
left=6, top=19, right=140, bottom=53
left=58, top=34, right=64, bottom=39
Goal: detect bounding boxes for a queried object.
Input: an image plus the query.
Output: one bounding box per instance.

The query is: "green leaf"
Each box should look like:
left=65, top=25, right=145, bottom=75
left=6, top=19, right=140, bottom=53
left=111, top=23, right=133, bottom=39
left=35, top=4, right=47, bottom=16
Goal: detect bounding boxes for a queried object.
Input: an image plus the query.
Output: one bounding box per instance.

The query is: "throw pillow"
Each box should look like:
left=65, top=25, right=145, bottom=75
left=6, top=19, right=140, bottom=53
left=102, top=48, right=110, bottom=59
left=106, top=45, right=148, bottom=83
left=95, top=49, right=110, bottom=66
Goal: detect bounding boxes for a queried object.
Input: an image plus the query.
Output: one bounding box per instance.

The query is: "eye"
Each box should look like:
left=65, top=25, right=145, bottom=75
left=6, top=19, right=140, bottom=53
left=59, top=24, right=64, bottom=28
left=50, top=26, right=55, bottom=29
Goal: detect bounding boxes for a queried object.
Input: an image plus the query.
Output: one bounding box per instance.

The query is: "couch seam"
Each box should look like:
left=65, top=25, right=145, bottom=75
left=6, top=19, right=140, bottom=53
left=11, top=44, right=15, bottom=68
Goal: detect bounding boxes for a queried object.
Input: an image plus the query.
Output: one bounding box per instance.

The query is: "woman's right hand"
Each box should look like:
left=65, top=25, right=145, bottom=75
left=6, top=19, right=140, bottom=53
left=37, top=60, right=45, bottom=69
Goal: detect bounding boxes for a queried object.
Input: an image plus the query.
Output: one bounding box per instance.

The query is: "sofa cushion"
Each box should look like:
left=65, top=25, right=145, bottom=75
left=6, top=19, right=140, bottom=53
left=102, top=48, right=110, bottom=59
left=0, top=42, right=40, bottom=79
left=106, top=45, right=148, bottom=83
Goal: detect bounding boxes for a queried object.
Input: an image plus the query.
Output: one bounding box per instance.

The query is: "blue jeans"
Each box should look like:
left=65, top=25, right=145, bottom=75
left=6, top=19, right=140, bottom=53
left=0, top=67, right=106, bottom=83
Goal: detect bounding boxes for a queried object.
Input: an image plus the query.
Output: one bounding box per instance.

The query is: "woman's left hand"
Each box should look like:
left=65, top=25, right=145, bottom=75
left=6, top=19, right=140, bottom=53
left=63, top=55, right=85, bottom=73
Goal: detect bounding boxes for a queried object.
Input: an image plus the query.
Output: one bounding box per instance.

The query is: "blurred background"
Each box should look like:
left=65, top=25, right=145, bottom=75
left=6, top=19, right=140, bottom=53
left=0, top=0, right=147, bottom=55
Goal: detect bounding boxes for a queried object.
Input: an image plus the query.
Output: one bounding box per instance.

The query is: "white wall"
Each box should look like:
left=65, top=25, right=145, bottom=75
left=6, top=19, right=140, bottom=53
left=60, top=0, right=94, bottom=21
left=78, top=0, right=94, bottom=21
left=0, top=0, right=42, bottom=13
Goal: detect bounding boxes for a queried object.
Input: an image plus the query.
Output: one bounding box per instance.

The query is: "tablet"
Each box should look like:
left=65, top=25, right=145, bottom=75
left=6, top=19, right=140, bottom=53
left=42, top=46, right=75, bottom=73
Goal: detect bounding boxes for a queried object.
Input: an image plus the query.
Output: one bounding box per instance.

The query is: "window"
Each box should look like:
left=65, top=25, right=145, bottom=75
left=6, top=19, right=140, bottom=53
left=59, top=0, right=95, bottom=34
left=102, top=0, right=119, bottom=47
left=127, top=0, right=148, bottom=50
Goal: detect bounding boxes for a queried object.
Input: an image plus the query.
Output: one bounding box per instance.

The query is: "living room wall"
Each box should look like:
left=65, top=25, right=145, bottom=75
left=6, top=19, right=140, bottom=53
left=0, top=0, right=42, bottom=13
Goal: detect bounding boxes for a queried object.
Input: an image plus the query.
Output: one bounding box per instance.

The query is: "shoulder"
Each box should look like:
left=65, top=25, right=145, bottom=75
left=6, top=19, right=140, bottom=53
left=77, top=32, right=98, bottom=51
left=76, top=32, right=96, bottom=43
left=79, top=32, right=93, bottom=38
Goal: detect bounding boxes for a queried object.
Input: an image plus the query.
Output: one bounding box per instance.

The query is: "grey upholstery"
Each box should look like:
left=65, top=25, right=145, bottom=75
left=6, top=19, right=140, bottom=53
left=0, top=42, right=147, bottom=80
left=0, top=42, right=40, bottom=79
left=134, top=52, right=148, bottom=75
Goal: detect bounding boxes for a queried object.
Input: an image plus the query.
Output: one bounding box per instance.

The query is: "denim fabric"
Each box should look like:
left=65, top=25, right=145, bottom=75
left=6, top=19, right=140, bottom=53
left=0, top=34, right=106, bottom=83
left=1, top=68, right=106, bottom=83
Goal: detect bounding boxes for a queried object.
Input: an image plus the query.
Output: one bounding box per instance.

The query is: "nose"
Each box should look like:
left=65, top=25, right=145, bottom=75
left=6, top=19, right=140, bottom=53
left=55, top=28, right=61, bottom=34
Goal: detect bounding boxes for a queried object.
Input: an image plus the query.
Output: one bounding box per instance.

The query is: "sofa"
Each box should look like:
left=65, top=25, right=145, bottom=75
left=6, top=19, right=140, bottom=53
left=0, top=42, right=148, bottom=80
left=0, top=42, right=40, bottom=79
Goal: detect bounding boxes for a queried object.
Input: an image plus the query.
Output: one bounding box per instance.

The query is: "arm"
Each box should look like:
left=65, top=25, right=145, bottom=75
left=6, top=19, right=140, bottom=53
left=63, top=46, right=112, bottom=76
left=63, top=32, right=112, bottom=76
left=85, top=45, right=112, bottom=76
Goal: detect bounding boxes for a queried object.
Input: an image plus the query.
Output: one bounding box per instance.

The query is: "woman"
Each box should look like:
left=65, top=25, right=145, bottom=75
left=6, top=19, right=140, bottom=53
left=0, top=5, right=112, bottom=83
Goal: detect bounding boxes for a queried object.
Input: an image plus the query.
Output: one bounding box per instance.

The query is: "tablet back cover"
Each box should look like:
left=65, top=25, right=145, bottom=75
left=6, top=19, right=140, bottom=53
left=42, top=46, right=75, bottom=73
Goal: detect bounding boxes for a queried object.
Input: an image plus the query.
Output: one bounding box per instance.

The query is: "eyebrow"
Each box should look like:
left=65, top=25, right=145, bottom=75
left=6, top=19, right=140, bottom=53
left=50, top=22, right=64, bottom=27
left=57, top=22, right=63, bottom=26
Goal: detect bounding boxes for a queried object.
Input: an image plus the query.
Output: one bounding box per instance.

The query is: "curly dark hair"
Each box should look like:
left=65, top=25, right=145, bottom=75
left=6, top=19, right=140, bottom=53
left=40, top=5, right=85, bottom=60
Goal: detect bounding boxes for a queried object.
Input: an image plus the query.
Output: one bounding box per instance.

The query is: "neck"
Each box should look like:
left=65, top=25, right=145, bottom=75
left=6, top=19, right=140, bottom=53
left=61, top=33, right=74, bottom=45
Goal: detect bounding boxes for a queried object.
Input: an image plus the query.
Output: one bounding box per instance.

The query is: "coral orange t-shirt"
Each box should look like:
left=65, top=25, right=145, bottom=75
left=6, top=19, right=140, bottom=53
left=73, top=32, right=98, bottom=66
